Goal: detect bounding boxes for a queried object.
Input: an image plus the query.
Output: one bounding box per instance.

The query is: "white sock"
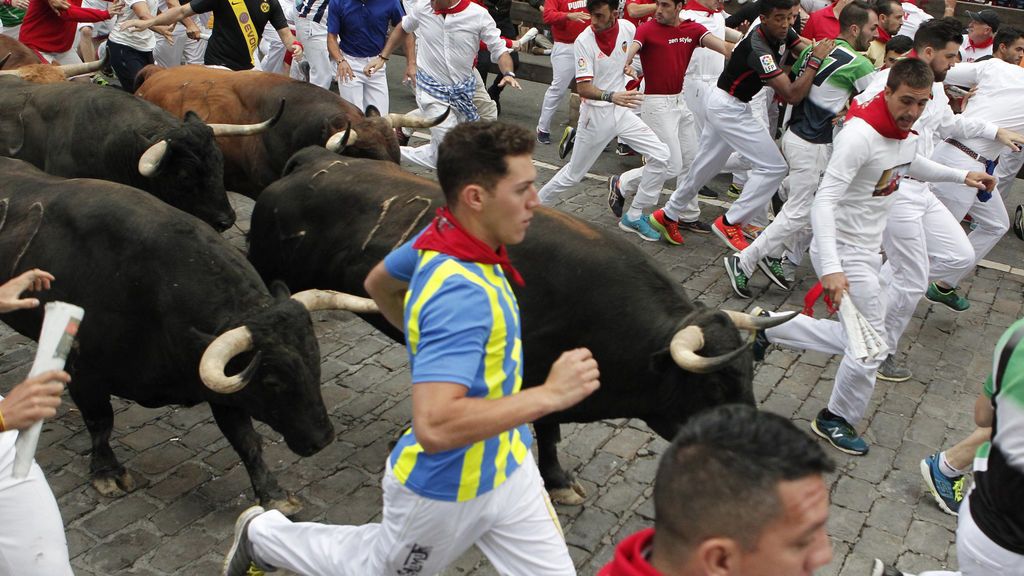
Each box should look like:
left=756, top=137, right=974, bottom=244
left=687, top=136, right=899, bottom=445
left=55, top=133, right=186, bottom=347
left=938, top=451, right=966, bottom=478
left=626, top=206, right=644, bottom=221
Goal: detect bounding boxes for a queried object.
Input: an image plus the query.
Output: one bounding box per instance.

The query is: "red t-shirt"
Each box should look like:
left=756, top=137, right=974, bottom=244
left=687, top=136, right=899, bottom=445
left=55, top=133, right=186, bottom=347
left=542, top=0, right=590, bottom=43
left=633, top=18, right=708, bottom=94
left=802, top=3, right=840, bottom=40
left=623, top=0, right=654, bottom=27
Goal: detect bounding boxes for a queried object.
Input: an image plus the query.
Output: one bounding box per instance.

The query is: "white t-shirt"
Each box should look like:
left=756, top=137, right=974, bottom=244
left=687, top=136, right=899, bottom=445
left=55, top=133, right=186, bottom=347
left=108, top=0, right=158, bottom=51
left=895, top=1, right=930, bottom=40
left=401, top=0, right=507, bottom=84
left=944, top=58, right=1024, bottom=160
left=574, top=19, right=636, bottom=107
left=681, top=7, right=725, bottom=80
left=959, top=37, right=993, bottom=63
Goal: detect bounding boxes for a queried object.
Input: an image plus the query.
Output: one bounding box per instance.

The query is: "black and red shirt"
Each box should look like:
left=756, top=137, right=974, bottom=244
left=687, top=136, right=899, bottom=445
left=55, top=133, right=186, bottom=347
left=716, top=23, right=800, bottom=103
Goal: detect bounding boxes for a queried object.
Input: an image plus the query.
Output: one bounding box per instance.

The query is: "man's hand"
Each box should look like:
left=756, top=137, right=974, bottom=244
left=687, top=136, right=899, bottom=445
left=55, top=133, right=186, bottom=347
left=12, top=0, right=29, bottom=9
left=540, top=348, right=600, bottom=412
left=996, top=128, right=1024, bottom=153
left=623, top=64, right=638, bottom=79
left=184, top=18, right=202, bottom=40
left=566, top=11, right=590, bottom=21
left=965, top=171, right=996, bottom=192
left=810, top=38, right=835, bottom=60
left=336, top=59, right=355, bottom=82
left=290, top=41, right=303, bottom=59
left=154, top=24, right=175, bottom=42
left=365, top=56, right=386, bottom=76
left=612, top=89, right=643, bottom=108
left=404, top=62, right=416, bottom=87
left=498, top=73, right=521, bottom=89
left=0, top=269, right=54, bottom=313
left=107, top=0, right=124, bottom=15
left=820, top=271, right=849, bottom=306
left=47, top=0, right=69, bottom=13
left=120, top=17, right=152, bottom=31
left=0, top=370, right=70, bottom=432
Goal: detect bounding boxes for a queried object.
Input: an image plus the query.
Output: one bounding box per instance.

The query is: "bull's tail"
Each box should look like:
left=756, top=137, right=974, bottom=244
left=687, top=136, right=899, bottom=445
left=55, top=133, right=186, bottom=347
left=133, top=64, right=166, bottom=93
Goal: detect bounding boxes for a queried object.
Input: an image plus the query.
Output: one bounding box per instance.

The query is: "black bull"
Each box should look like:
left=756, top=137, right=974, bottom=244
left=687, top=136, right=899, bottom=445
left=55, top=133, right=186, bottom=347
left=248, top=147, right=786, bottom=504
left=0, top=158, right=381, bottom=515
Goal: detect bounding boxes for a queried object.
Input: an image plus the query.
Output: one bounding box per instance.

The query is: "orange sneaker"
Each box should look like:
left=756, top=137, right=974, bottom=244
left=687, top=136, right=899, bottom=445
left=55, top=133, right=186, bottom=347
left=712, top=215, right=749, bottom=251
left=648, top=209, right=684, bottom=245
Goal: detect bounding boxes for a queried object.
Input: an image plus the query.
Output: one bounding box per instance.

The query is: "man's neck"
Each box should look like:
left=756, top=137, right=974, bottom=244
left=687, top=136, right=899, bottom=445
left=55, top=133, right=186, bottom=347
left=661, top=17, right=681, bottom=27
left=450, top=206, right=499, bottom=250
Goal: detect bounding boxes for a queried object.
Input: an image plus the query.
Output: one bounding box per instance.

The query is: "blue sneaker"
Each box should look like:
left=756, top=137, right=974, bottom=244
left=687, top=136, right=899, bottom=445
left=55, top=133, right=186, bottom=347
left=811, top=409, right=869, bottom=455
left=920, top=452, right=965, bottom=516
left=536, top=129, right=551, bottom=145
left=619, top=214, right=659, bottom=241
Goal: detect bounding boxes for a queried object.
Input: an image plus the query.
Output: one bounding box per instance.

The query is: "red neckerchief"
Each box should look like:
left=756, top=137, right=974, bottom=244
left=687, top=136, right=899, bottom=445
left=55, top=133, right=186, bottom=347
left=413, top=207, right=526, bottom=286
left=969, top=35, right=994, bottom=50
left=683, top=0, right=718, bottom=14
left=846, top=91, right=912, bottom=139
left=597, top=529, right=663, bottom=576
left=594, top=20, right=620, bottom=56
left=434, top=0, right=470, bottom=15
left=877, top=26, right=891, bottom=44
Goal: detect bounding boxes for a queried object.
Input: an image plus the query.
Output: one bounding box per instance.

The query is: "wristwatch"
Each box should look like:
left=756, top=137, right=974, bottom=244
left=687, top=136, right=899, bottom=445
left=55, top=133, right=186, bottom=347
left=502, top=71, right=516, bottom=78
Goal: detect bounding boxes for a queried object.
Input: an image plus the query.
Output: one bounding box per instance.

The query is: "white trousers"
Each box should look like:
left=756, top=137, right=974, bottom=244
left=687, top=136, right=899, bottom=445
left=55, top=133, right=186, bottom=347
left=738, top=129, right=830, bottom=275
left=538, top=102, right=669, bottom=209
left=536, top=41, right=575, bottom=134
left=292, top=17, right=334, bottom=90
left=0, top=431, right=73, bottom=575
left=683, top=75, right=715, bottom=135
left=918, top=497, right=1024, bottom=576
left=664, top=87, right=787, bottom=225
left=766, top=244, right=886, bottom=425
left=929, top=141, right=1009, bottom=287
left=879, top=179, right=974, bottom=351
left=995, top=147, right=1023, bottom=202
left=258, top=26, right=287, bottom=74
left=38, top=48, right=82, bottom=65
left=154, top=31, right=206, bottom=67
left=337, top=54, right=391, bottom=115
left=1, top=23, right=21, bottom=38
left=249, top=454, right=574, bottom=576
left=618, top=93, right=699, bottom=221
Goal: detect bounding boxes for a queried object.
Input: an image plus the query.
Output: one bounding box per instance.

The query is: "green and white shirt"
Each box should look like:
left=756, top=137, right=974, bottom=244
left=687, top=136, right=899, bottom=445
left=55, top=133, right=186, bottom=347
left=0, top=5, right=26, bottom=27
left=788, top=38, right=876, bottom=144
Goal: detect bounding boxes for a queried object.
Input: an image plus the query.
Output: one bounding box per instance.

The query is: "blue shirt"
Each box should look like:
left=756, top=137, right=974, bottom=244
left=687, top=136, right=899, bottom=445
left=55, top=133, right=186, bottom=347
left=327, top=0, right=404, bottom=58
left=384, top=239, right=533, bottom=502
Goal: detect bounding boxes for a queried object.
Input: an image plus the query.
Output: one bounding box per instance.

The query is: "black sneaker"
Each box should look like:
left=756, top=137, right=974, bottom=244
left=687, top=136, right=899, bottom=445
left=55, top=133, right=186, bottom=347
left=757, top=257, right=792, bottom=290
left=607, top=175, right=625, bottom=217
left=770, top=190, right=785, bottom=218
left=751, top=306, right=771, bottom=361
left=698, top=186, right=719, bottom=199
left=1014, top=204, right=1023, bottom=241
left=811, top=409, right=868, bottom=455
left=536, top=129, right=551, bottom=145
left=680, top=220, right=712, bottom=234
left=724, top=253, right=752, bottom=299
left=394, top=127, right=410, bottom=146
left=615, top=142, right=637, bottom=156
left=877, top=354, right=912, bottom=382
left=558, top=126, right=576, bottom=159
left=222, top=506, right=268, bottom=576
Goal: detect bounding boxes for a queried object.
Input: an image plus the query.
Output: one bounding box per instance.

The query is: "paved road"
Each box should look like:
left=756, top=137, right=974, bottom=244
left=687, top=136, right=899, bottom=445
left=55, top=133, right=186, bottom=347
left=1, top=63, right=1022, bottom=575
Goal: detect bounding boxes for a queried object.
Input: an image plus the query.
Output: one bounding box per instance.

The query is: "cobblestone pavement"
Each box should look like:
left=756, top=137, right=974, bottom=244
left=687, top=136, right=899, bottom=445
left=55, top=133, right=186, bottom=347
left=1, top=69, right=1023, bottom=575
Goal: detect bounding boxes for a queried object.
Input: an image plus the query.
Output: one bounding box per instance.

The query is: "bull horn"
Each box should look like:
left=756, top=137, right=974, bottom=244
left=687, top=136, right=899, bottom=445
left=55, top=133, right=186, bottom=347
left=0, top=69, right=23, bottom=77
left=669, top=325, right=752, bottom=374
left=199, top=326, right=262, bottom=393
left=386, top=107, right=450, bottom=129
left=208, top=98, right=286, bottom=137
left=0, top=53, right=11, bottom=69
left=325, top=123, right=358, bottom=152
left=291, top=289, right=379, bottom=313
left=138, top=139, right=169, bottom=177
left=723, top=309, right=799, bottom=331
left=57, top=58, right=105, bottom=78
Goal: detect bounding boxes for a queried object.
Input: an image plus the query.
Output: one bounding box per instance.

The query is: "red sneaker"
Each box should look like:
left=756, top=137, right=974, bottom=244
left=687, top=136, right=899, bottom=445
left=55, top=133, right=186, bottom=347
left=712, top=215, right=749, bottom=251
left=648, top=209, right=684, bottom=245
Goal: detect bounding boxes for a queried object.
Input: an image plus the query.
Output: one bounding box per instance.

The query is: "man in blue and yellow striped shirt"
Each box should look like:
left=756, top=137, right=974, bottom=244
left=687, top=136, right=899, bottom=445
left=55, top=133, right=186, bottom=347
left=222, top=121, right=601, bottom=576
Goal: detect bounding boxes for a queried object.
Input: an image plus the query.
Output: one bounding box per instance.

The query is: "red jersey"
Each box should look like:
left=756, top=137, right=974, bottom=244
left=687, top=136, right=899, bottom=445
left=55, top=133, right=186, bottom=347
left=633, top=18, right=708, bottom=94
left=543, top=0, right=589, bottom=44
left=623, top=0, right=653, bottom=28
left=801, top=3, right=840, bottom=40
left=19, top=0, right=110, bottom=53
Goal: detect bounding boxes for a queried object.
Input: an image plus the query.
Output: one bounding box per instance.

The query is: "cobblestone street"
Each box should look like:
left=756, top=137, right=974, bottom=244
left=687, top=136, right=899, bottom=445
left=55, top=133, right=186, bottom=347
left=1, top=69, right=1022, bottom=575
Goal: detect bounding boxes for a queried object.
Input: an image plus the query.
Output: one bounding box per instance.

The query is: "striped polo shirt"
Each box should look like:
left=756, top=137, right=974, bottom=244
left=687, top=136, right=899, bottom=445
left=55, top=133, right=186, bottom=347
left=384, top=242, right=533, bottom=502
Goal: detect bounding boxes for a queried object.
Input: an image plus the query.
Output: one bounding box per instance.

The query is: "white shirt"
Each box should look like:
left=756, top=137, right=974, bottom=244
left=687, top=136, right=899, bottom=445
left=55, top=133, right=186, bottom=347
left=943, top=58, right=1024, bottom=160
left=108, top=0, right=158, bottom=51
left=813, top=116, right=967, bottom=275
left=574, top=19, right=636, bottom=107
left=959, top=37, right=993, bottom=63
left=681, top=7, right=725, bottom=80
left=895, top=2, right=930, bottom=41
left=402, top=0, right=508, bottom=84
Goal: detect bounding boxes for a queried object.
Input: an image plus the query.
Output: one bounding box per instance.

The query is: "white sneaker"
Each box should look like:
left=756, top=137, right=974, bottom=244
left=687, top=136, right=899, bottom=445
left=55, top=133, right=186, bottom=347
left=519, top=27, right=539, bottom=45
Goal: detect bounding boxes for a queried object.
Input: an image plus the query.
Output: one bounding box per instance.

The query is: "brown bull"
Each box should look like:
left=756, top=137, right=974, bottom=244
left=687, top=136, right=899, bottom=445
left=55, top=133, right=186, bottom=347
left=134, top=64, right=446, bottom=198
left=0, top=36, right=42, bottom=69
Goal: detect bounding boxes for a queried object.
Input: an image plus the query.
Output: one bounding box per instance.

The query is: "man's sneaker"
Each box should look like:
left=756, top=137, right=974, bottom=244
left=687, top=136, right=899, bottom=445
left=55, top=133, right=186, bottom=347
left=726, top=183, right=743, bottom=199
left=698, top=186, right=719, bottom=199
left=1014, top=204, right=1023, bottom=241
left=925, top=282, right=970, bottom=312
left=757, top=257, right=792, bottom=290
left=741, top=224, right=763, bottom=240
left=619, top=214, right=660, bottom=241
left=536, top=129, right=551, bottom=145
left=751, top=306, right=771, bottom=361
left=648, top=209, right=684, bottom=245
left=615, top=142, right=637, bottom=156
left=724, top=253, right=752, bottom=298
left=920, top=452, right=965, bottom=516
left=870, top=559, right=910, bottom=576
left=680, top=220, right=712, bottom=234
left=607, top=175, right=625, bottom=217
left=222, top=505, right=268, bottom=576
left=877, top=354, right=912, bottom=382
left=780, top=257, right=798, bottom=284
left=712, top=215, right=750, bottom=251
left=811, top=409, right=869, bottom=455
left=558, top=126, right=576, bottom=159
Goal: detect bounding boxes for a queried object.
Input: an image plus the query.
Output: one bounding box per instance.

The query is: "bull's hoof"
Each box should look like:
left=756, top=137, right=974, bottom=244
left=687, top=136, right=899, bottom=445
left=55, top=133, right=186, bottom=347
left=548, top=479, right=587, bottom=505
left=91, top=470, right=137, bottom=497
left=266, top=494, right=303, bottom=517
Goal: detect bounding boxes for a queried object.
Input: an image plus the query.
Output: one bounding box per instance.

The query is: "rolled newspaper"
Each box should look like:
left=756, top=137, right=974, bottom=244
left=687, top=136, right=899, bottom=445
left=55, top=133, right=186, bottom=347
left=12, top=302, right=84, bottom=479
left=838, top=294, right=888, bottom=362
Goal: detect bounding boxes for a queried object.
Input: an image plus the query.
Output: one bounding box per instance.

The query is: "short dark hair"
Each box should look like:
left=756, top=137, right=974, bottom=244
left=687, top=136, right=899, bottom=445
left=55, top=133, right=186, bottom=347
left=436, top=121, right=535, bottom=205
left=839, top=0, right=874, bottom=30
left=586, top=0, right=618, bottom=13
left=886, top=56, right=935, bottom=91
left=871, top=0, right=900, bottom=17
left=759, top=0, right=798, bottom=16
left=995, top=26, right=1024, bottom=53
left=885, top=34, right=914, bottom=54
left=914, top=16, right=964, bottom=51
left=652, top=405, right=834, bottom=559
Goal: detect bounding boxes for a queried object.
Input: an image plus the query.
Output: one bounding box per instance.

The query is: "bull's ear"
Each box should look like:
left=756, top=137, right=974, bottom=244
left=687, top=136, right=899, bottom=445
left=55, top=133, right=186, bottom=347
left=183, top=110, right=205, bottom=124
left=268, top=280, right=292, bottom=301
left=365, top=105, right=381, bottom=117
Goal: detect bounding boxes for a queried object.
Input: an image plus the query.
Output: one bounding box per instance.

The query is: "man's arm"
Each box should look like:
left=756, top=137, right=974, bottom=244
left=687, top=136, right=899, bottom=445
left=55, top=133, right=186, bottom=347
left=364, top=261, right=408, bottom=330
left=121, top=2, right=192, bottom=31
left=764, top=38, right=834, bottom=104
left=908, top=154, right=994, bottom=190
left=700, top=32, right=732, bottom=60
left=575, top=79, right=643, bottom=107
left=365, top=21, right=408, bottom=76
left=625, top=0, right=655, bottom=21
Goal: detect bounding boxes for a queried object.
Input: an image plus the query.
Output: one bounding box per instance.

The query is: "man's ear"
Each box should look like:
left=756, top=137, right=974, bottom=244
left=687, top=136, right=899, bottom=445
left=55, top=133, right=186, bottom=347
left=696, top=537, right=742, bottom=576
left=460, top=184, right=488, bottom=213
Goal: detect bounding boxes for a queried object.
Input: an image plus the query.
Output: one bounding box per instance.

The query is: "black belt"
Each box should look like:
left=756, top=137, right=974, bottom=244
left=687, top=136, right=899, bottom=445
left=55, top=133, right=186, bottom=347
left=945, top=137, right=997, bottom=166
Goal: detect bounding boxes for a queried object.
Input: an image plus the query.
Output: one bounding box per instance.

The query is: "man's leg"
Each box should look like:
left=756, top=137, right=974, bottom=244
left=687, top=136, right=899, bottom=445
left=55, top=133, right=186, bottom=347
left=337, top=61, right=369, bottom=112
left=400, top=91, right=455, bottom=170
left=951, top=497, right=1024, bottom=573
left=618, top=96, right=681, bottom=202
left=879, top=185, right=931, bottom=355
left=617, top=106, right=671, bottom=219
left=538, top=105, right=616, bottom=205
left=536, top=42, right=574, bottom=137
left=920, top=427, right=990, bottom=516
left=995, top=147, right=1024, bottom=202
left=717, top=113, right=788, bottom=228
left=299, top=18, right=333, bottom=89
left=473, top=68, right=498, bottom=121
left=154, top=32, right=187, bottom=67
left=359, top=55, right=391, bottom=115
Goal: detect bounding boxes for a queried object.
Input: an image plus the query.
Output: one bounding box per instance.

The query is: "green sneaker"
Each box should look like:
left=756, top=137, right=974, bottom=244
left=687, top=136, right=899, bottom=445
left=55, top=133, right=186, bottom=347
left=724, top=253, right=751, bottom=298
left=726, top=183, right=743, bottom=199
left=757, top=257, right=792, bottom=290
left=925, top=282, right=970, bottom=312
left=811, top=409, right=868, bottom=455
